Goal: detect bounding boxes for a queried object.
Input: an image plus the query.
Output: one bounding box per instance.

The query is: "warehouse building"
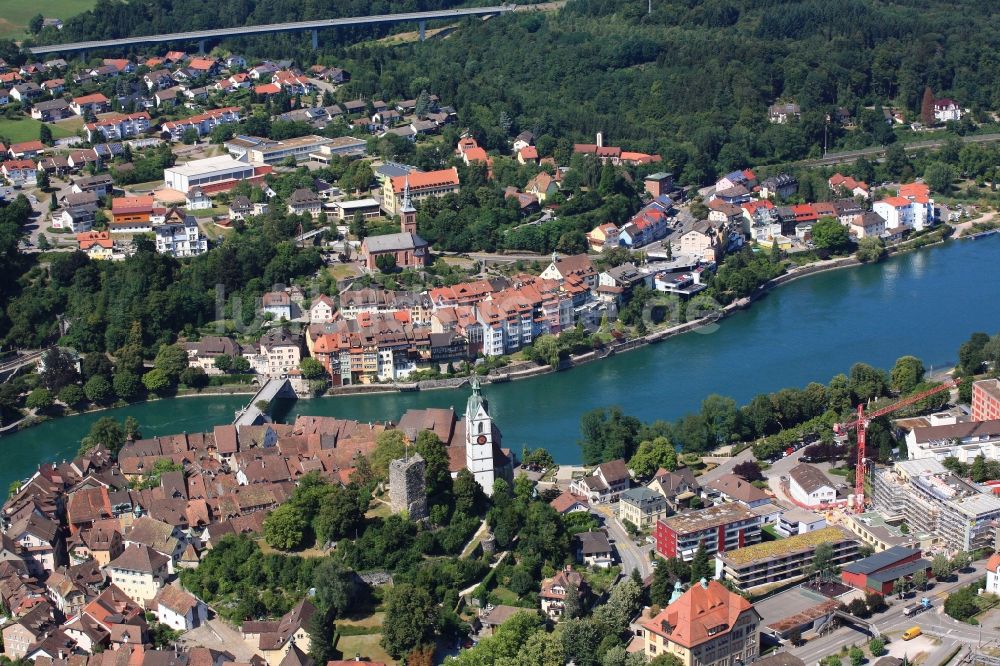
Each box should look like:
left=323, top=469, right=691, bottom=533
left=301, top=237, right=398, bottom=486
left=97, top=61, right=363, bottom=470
left=841, top=545, right=931, bottom=595
left=164, top=155, right=271, bottom=194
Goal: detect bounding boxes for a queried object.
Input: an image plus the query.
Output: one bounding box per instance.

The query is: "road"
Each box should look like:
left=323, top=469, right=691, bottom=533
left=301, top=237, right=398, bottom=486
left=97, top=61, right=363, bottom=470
left=697, top=448, right=754, bottom=485
left=790, top=562, right=988, bottom=664
left=760, top=132, right=1000, bottom=170
left=591, top=503, right=653, bottom=579
left=28, top=5, right=518, bottom=55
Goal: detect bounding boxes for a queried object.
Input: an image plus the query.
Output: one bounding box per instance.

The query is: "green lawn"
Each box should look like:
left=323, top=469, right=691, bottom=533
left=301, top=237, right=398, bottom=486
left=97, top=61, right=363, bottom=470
left=0, top=0, right=96, bottom=38
left=334, top=634, right=395, bottom=665
left=0, top=117, right=76, bottom=143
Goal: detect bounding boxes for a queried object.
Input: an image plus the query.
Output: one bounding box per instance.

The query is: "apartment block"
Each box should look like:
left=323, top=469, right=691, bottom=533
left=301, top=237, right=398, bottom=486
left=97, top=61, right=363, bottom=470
left=655, top=502, right=761, bottom=561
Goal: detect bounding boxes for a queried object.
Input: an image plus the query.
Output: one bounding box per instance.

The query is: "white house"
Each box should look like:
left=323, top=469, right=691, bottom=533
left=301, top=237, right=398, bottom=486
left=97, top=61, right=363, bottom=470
left=106, top=544, right=169, bottom=607
left=776, top=508, right=827, bottom=537
left=873, top=197, right=916, bottom=231
left=153, top=586, right=207, bottom=631
left=309, top=295, right=336, bottom=323
left=185, top=186, right=212, bottom=210
left=787, top=464, right=837, bottom=507
left=933, top=99, right=962, bottom=123
left=987, top=553, right=1000, bottom=596
left=262, top=291, right=292, bottom=320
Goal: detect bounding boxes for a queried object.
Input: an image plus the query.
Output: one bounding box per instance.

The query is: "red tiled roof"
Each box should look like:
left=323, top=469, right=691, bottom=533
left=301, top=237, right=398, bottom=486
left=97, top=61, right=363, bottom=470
left=390, top=167, right=460, bottom=194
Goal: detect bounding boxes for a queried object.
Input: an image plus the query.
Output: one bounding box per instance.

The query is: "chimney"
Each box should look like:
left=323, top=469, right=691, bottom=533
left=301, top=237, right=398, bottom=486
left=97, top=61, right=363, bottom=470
left=596, top=131, right=603, bottom=148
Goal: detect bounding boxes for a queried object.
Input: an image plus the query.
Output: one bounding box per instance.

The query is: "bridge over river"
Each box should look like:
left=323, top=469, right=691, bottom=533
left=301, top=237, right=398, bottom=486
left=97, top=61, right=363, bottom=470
left=233, top=378, right=297, bottom=426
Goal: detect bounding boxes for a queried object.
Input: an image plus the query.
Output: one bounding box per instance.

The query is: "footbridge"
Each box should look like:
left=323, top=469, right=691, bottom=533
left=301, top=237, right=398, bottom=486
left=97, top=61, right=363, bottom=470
left=28, top=5, right=517, bottom=56
left=233, top=377, right=297, bottom=426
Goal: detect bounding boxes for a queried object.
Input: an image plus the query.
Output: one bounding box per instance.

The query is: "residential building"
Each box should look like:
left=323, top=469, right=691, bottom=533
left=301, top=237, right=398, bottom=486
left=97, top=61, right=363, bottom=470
left=575, top=531, right=613, bottom=568
left=242, top=599, right=316, bottom=665
left=152, top=585, right=206, bottom=631
left=287, top=188, right=321, bottom=218
left=871, top=459, right=1000, bottom=551
left=655, top=502, right=761, bottom=560
left=759, top=174, right=797, bottom=200
left=185, top=336, right=243, bottom=374
left=2, top=159, right=37, bottom=186
left=477, top=605, right=525, bottom=638
left=715, top=526, right=859, bottom=593
left=540, top=252, right=598, bottom=290
left=262, top=291, right=293, bottom=320
left=619, top=487, right=667, bottom=529
left=55, top=204, right=98, bottom=233
left=70, top=93, right=110, bottom=115
left=787, top=464, right=837, bottom=507
left=828, top=173, right=870, bottom=199
left=704, top=474, right=770, bottom=508
left=972, top=379, right=1000, bottom=422
left=848, top=211, right=886, bottom=239
left=381, top=167, right=460, bottom=215
left=775, top=508, right=826, bottom=537
left=648, top=467, right=700, bottom=510
left=587, top=223, right=621, bottom=252
left=105, top=544, right=169, bottom=607
left=845, top=511, right=927, bottom=553
left=841, top=546, right=931, bottom=595
left=3, top=602, right=54, bottom=659
left=539, top=567, right=587, bottom=621
left=186, top=186, right=212, bottom=210
left=571, top=459, right=631, bottom=503
left=904, top=415, right=1000, bottom=463
left=253, top=327, right=301, bottom=378
left=332, top=197, right=381, bottom=221
left=153, top=207, right=208, bottom=257
left=163, top=155, right=271, bottom=194
left=987, top=553, right=1000, bottom=596
left=30, top=98, right=72, bottom=122
left=769, top=102, right=800, bottom=123
left=162, top=107, right=241, bottom=140
left=933, top=98, right=962, bottom=123
left=85, top=112, right=150, bottom=142
left=642, top=579, right=760, bottom=665
left=645, top=172, right=674, bottom=198
left=678, top=222, right=721, bottom=263
left=524, top=171, right=559, bottom=203
left=76, top=230, right=121, bottom=259
left=550, top=491, right=589, bottom=515
left=309, top=295, right=336, bottom=324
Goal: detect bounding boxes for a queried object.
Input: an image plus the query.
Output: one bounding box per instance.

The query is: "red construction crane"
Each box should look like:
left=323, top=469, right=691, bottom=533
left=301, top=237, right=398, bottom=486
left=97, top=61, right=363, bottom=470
left=834, top=378, right=957, bottom=512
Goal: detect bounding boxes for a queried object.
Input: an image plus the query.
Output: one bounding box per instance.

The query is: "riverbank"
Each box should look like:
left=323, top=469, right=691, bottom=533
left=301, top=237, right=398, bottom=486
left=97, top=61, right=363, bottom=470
left=0, top=224, right=971, bottom=438
left=0, top=232, right=997, bottom=485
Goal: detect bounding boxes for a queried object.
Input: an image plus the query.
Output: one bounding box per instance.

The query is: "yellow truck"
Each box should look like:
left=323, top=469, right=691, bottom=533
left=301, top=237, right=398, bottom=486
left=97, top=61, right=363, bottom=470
left=902, top=626, right=922, bottom=641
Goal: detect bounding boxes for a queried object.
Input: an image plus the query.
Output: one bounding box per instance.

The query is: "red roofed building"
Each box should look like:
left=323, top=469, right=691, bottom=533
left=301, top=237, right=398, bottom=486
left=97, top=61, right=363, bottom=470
left=986, top=552, right=1000, bottom=595
left=382, top=167, right=460, bottom=215
left=111, top=196, right=155, bottom=224
left=642, top=579, right=760, bottom=665
left=254, top=83, right=281, bottom=96
left=8, top=141, right=44, bottom=159
left=828, top=173, right=870, bottom=199
left=70, top=93, right=110, bottom=116
left=85, top=112, right=150, bottom=142
left=517, top=145, right=539, bottom=165
left=187, top=58, right=219, bottom=74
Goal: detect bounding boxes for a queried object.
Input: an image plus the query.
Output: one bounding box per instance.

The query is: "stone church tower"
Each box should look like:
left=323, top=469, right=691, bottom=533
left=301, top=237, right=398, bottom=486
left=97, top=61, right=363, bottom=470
left=465, top=377, right=499, bottom=496
left=400, top=176, right=418, bottom=235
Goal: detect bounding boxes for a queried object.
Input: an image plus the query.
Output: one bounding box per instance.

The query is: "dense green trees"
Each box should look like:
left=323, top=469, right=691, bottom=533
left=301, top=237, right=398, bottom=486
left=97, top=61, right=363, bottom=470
left=381, top=583, right=439, bottom=658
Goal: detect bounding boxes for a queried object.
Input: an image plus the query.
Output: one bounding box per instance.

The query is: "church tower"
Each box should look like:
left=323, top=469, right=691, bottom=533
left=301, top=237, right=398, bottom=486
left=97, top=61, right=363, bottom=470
left=465, top=376, right=497, bottom=495
left=400, top=176, right=418, bottom=235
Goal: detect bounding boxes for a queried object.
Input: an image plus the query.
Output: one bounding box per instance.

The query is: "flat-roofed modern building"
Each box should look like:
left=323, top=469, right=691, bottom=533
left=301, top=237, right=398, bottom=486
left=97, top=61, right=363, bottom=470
left=871, top=458, right=1000, bottom=551
left=164, top=155, right=270, bottom=194
left=333, top=198, right=382, bottom=221
left=715, top=526, right=860, bottom=593
left=655, top=502, right=761, bottom=561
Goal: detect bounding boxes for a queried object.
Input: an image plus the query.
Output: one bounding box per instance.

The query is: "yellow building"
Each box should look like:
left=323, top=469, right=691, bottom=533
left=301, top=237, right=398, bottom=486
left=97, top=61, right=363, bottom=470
left=643, top=579, right=760, bottom=666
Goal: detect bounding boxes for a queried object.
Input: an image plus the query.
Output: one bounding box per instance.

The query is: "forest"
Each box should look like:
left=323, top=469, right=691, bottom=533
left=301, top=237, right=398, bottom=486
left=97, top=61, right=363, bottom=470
left=29, top=0, right=1000, bottom=184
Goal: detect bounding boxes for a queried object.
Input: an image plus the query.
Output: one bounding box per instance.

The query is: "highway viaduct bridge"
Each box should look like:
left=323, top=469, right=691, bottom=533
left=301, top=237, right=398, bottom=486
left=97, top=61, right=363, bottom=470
left=27, top=5, right=517, bottom=57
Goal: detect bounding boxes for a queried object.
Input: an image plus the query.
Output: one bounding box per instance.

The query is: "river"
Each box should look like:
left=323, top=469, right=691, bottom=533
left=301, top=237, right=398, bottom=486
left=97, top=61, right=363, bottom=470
left=4, top=235, right=1000, bottom=489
